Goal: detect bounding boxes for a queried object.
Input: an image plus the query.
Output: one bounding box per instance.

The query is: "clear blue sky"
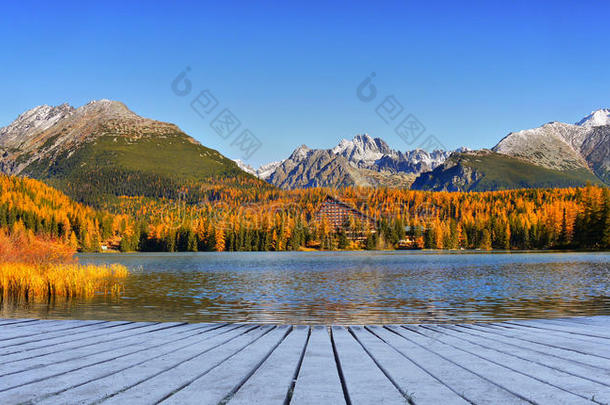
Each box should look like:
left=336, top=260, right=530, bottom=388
left=1, top=0, right=608, bottom=166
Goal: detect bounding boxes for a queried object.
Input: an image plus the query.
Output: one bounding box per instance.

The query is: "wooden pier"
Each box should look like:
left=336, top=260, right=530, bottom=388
left=0, top=316, right=609, bottom=404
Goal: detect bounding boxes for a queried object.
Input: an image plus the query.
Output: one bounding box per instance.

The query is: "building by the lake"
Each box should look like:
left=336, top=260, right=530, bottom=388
left=314, top=196, right=376, bottom=234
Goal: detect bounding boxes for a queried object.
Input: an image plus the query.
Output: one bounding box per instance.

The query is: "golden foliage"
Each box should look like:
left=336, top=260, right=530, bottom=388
left=0, top=229, right=128, bottom=299
left=0, top=228, right=74, bottom=265
left=0, top=262, right=128, bottom=300
left=119, top=184, right=610, bottom=250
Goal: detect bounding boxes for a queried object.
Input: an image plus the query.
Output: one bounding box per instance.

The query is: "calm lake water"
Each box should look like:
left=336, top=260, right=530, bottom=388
left=2, top=251, right=609, bottom=324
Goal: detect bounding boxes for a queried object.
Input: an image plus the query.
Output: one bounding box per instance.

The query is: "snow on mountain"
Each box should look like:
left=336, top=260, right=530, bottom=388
left=327, top=134, right=451, bottom=172
left=250, top=134, right=459, bottom=189
left=492, top=109, right=610, bottom=183
left=249, top=106, right=610, bottom=190
left=576, top=109, right=610, bottom=127
left=0, top=100, right=254, bottom=202
left=257, top=161, right=283, bottom=180
left=233, top=159, right=257, bottom=176
left=330, top=134, right=391, bottom=163
left=492, top=122, right=589, bottom=170
left=0, top=103, right=75, bottom=148
left=289, top=144, right=312, bottom=162
left=233, top=159, right=284, bottom=180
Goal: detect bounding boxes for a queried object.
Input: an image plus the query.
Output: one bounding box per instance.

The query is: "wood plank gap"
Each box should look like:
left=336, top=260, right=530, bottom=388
left=329, top=327, right=352, bottom=405
left=283, top=326, right=311, bottom=405
left=0, top=320, right=111, bottom=343
left=84, top=325, right=255, bottom=404
left=555, top=317, right=610, bottom=326
left=0, top=323, right=216, bottom=377
left=407, top=325, right=602, bottom=403
left=456, top=324, right=610, bottom=372
left=217, top=326, right=293, bottom=405
left=473, top=324, right=610, bottom=360
left=0, top=322, right=158, bottom=359
left=450, top=324, right=610, bottom=374
left=0, top=322, right=193, bottom=394
left=1, top=320, right=65, bottom=329
left=33, top=324, right=251, bottom=405
left=504, top=321, right=610, bottom=340
left=430, top=325, right=610, bottom=391
left=364, top=326, right=475, bottom=405
left=173, top=322, right=227, bottom=334
left=390, top=326, right=536, bottom=404
left=154, top=325, right=276, bottom=404
left=347, top=327, right=414, bottom=405
left=0, top=319, right=38, bottom=326
left=0, top=321, right=135, bottom=350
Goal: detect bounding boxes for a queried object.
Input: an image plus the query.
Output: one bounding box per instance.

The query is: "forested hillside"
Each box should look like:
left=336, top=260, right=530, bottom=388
left=0, top=174, right=129, bottom=251
left=1, top=173, right=608, bottom=252
left=114, top=183, right=610, bottom=252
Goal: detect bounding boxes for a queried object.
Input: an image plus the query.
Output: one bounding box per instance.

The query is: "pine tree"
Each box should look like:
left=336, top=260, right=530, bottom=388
left=479, top=229, right=492, bottom=250
left=603, top=189, right=610, bottom=249
left=69, top=231, right=79, bottom=250
left=90, top=230, right=101, bottom=252
left=558, top=208, right=569, bottom=247
left=187, top=229, right=198, bottom=252
left=214, top=227, right=225, bottom=252
left=504, top=222, right=511, bottom=250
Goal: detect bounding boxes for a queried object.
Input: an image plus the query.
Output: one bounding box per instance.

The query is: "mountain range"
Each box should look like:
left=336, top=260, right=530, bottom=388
left=240, top=109, right=610, bottom=191
left=1, top=101, right=608, bottom=200
left=236, top=134, right=460, bottom=188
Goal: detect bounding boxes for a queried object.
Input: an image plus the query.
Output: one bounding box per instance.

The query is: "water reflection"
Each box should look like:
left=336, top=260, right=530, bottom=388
left=1, top=251, right=609, bottom=324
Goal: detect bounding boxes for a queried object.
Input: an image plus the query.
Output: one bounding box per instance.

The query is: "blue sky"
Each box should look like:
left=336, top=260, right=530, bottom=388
left=1, top=0, right=609, bottom=166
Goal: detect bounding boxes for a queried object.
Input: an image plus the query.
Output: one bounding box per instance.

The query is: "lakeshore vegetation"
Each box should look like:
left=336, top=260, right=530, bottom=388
left=0, top=229, right=128, bottom=300
left=0, top=175, right=129, bottom=298
left=0, top=173, right=609, bottom=254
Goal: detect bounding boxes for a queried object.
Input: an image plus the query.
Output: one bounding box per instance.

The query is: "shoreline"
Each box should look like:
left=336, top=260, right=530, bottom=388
left=79, top=248, right=610, bottom=255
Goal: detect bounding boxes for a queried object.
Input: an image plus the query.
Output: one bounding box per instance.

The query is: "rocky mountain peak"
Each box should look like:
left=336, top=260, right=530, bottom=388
left=0, top=99, right=140, bottom=150
left=331, top=133, right=392, bottom=162
left=576, top=109, right=610, bottom=127
left=0, top=103, right=75, bottom=148
left=254, top=133, right=457, bottom=189
left=257, top=160, right=283, bottom=179
left=233, top=159, right=256, bottom=176
left=0, top=99, right=189, bottom=177
left=490, top=108, right=609, bottom=182
left=74, top=99, right=139, bottom=121
left=0, top=99, right=253, bottom=202
left=289, top=144, right=311, bottom=161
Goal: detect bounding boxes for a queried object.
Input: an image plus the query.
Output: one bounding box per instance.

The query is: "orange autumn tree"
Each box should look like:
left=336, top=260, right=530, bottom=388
left=5, top=172, right=606, bottom=252
left=111, top=183, right=610, bottom=252
left=0, top=174, right=127, bottom=252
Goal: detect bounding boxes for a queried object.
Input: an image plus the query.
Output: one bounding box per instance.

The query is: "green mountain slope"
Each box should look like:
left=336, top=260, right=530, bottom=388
left=0, top=100, right=262, bottom=206
left=411, top=150, right=604, bottom=192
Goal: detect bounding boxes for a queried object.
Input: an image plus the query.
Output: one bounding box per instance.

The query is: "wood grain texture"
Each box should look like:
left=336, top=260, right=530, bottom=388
left=0, top=316, right=607, bottom=404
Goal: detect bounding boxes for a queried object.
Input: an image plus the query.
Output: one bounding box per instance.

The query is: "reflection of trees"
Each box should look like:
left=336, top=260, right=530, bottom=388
left=3, top=255, right=609, bottom=324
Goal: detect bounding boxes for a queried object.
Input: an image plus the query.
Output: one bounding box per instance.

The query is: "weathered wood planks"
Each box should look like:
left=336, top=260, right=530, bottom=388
left=0, top=316, right=608, bottom=404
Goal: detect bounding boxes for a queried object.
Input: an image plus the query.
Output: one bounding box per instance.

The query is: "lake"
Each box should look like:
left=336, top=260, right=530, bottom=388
left=2, top=251, right=609, bottom=324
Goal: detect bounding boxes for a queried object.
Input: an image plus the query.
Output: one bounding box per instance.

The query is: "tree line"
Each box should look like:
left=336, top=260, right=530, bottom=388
left=113, top=184, right=610, bottom=252
left=1, top=174, right=609, bottom=252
